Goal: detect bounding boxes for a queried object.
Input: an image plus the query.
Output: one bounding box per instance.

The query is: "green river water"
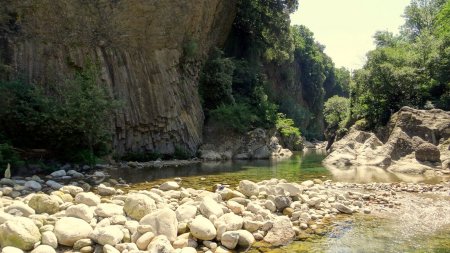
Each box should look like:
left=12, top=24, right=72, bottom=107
left=108, top=151, right=450, bottom=253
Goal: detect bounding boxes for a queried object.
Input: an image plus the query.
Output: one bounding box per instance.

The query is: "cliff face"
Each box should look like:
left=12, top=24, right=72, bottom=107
left=0, top=0, right=237, bottom=155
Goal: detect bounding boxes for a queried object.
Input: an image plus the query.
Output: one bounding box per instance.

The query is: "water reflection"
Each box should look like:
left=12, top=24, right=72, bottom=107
left=108, top=150, right=446, bottom=187
left=325, top=164, right=446, bottom=184
left=107, top=151, right=329, bottom=186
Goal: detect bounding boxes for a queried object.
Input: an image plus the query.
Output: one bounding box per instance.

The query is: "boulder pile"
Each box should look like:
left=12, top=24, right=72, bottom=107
left=1, top=175, right=448, bottom=253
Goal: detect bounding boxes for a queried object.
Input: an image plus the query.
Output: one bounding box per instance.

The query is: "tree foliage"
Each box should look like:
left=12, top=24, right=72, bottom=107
left=0, top=62, right=119, bottom=163
left=351, top=0, right=450, bottom=128
left=199, top=49, right=235, bottom=111
left=276, top=113, right=301, bottom=138
left=324, top=96, right=350, bottom=128
left=233, top=0, right=298, bottom=62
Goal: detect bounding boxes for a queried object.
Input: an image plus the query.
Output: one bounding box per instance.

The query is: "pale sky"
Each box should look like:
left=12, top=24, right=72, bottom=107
left=291, top=0, right=411, bottom=70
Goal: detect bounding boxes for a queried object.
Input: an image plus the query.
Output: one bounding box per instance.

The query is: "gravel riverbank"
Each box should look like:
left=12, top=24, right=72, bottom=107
left=0, top=168, right=449, bottom=253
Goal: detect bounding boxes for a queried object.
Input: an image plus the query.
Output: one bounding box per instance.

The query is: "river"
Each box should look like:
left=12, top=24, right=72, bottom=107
left=106, top=151, right=450, bottom=253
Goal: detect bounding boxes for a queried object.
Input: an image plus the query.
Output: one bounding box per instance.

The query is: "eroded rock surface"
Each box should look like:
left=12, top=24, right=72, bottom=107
left=324, top=107, right=450, bottom=174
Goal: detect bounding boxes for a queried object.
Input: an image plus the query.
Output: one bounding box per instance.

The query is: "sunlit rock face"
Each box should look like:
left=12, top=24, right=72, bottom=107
left=324, top=106, right=450, bottom=174
left=0, top=0, right=237, bottom=155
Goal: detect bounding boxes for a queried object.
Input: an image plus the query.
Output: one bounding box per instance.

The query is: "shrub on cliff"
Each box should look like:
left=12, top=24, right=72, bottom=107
left=199, top=48, right=235, bottom=111
left=0, top=63, right=119, bottom=163
left=209, top=103, right=258, bottom=133
left=275, top=113, right=301, bottom=138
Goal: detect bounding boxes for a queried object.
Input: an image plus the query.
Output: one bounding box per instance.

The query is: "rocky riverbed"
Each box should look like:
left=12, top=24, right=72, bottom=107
left=0, top=168, right=449, bottom=253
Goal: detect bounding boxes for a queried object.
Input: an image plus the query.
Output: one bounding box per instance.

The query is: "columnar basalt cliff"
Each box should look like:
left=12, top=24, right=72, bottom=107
left=0, top=0, right=237, bottom=155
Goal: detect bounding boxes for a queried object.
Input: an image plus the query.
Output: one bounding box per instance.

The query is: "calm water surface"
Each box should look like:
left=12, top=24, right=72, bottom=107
left=108, top=150, right=445, bottom=189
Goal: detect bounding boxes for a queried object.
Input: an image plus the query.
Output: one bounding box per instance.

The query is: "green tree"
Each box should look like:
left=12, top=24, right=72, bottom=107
left=350, top=0, right=450, bottom=127
left=401, top=0, right=447, bottom=39
left=0, top=62, right=119, bottom=163
left=324, top=96, right=350, bottom=128
left=232, top=0, right=299, bottom=62
left=199, top=49, right=235, bottom=111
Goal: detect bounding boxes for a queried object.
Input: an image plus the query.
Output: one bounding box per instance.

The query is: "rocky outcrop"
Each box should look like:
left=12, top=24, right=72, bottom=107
left=199, top=128, right=294, bottom=160
left=324, top=107, right=450, bottom=174
left=0, top=0, right=237, bottom=155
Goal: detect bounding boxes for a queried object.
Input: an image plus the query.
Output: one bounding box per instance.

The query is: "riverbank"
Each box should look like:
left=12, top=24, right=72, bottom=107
left=0, top=167, right=449, bottom=253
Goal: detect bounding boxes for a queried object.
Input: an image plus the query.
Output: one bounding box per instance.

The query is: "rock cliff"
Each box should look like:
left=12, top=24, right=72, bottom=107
left=0, top=0, right=237, bottom=155
left=324, top=107, right=450, bottom=174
